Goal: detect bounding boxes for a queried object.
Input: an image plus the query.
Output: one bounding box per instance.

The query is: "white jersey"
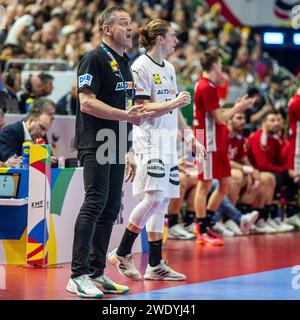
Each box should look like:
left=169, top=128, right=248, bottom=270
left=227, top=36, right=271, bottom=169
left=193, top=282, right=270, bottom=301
left=132, top=54, right=178, bottom=156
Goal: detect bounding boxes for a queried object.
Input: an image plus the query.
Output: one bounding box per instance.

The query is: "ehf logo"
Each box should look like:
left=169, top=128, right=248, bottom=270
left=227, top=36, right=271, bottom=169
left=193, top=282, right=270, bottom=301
left=78, top=73, right=93, bottom=88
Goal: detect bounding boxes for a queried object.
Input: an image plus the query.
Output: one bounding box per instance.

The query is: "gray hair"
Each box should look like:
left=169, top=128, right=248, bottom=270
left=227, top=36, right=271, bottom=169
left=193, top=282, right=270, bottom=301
left=26, top=97, right=55, bottom=120
left=98, top=6, right=127, bottom=32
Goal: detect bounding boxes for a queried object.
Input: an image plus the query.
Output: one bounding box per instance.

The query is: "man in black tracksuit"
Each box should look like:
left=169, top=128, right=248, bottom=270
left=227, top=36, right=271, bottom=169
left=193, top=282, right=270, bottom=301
left=66, top=7, right=150, bottom=298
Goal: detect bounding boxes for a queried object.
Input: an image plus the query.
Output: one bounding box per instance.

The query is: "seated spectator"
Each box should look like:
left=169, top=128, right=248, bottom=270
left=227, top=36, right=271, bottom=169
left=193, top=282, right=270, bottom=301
left=0, top=97, right=55, bottom=162
left=39, top=73, right=54, bottom=96
left=210, top=179, right=259, bottom=236
left=0, top=109, right=22, bottom=167
left=5, top=5, right=46, bottom=47
left=0, top=109, right=5, bottom=131
left=247, top=111, right=300, bottom=229
left=1, top=68, right=22, bottom=113
left=19, top=73, right=49, bottom=113
left=56, top=81, right=77, bottom=115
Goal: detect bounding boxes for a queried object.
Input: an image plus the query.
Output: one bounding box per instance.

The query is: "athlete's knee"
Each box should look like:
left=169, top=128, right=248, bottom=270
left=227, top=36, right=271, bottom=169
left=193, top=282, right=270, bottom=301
left=145, top=190, right=165, bottom=210
left=198, top=180, right=211, bottom=194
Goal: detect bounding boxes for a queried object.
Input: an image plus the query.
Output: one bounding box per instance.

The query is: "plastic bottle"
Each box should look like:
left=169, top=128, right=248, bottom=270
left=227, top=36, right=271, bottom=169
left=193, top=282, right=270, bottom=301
left=22, top=141, right=32, bottom=168
left=25, top=98, right=33, bottom=113
left=58, top=156, right=65, bottom=168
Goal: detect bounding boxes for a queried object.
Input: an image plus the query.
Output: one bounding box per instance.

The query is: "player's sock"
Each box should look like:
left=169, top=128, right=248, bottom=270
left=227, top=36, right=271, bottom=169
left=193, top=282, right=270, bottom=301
left=196, top=217, right=207, bottom=234
left=168, top=214, right=178, bottom=228
left=148, top=239, right=163, bottom=267
left=116, top=228, right=139, bottom=257
left=254, top=208, right=267, bottom=221
left=184, top=210, right=195, bottom=226
left=206, top=209, right=215, bottom=227
left=237, top=203, right=252, bottom=215
left=266, top=204, right=278, bottom=219
left=286, top=203, right=298, bottom=218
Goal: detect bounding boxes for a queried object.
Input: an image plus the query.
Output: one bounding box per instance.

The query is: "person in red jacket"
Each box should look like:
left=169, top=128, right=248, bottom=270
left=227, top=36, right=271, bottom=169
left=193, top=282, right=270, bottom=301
left=247, top=111, right=300, bottom=228
left=287, top=87, right=300, bottom=177
left=193, top=47, right=254, bottom=245
left=228, top=111, right=292, bottom=233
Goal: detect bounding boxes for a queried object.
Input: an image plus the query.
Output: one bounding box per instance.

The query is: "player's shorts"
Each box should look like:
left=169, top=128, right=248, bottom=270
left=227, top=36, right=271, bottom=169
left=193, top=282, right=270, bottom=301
left=133, top=153, right=180, bottom=198
left=198, top=149, right=231, bottom=181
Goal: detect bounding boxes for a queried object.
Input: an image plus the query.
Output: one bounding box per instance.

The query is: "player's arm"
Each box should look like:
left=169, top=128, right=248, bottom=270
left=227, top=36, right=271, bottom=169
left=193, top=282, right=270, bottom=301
left=80, top=89, right=128, bottom=120
left=211, top=95, right=255, bottom=124
left=250, top=104, right=273, bottom=123
left=17, top=24, right=30, bottom=44
left=135, top=91, right=191, bottom=119
left=80, top=89, right=153, bottom=126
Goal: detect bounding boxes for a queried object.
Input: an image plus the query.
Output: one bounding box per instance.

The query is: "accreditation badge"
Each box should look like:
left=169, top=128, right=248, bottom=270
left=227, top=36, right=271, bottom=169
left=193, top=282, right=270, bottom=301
left=126, top=97, right=133, bottom=110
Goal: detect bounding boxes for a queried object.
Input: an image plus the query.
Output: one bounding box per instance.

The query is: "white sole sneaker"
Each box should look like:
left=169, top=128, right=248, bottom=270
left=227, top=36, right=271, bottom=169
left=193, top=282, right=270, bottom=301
left=107, top=249, right=142, bottom=280
left=168, top=224, right=196, bottom=240
left=143, top=260, right=186, bottom=281
left=66, top=277, right=104, bottom=298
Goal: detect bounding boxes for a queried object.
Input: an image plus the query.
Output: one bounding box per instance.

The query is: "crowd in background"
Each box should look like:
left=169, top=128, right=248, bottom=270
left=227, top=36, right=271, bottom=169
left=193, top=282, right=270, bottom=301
left=0, top=0, right=299, bottom=125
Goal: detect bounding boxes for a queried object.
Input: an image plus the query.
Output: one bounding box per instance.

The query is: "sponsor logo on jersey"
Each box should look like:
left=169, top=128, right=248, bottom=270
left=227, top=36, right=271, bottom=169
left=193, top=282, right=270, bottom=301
left=110, top=60, right=119, bottom=72
left=169, top=166, right=179, bottom=185
left=78, top=73, right=93, bottom=88
left=153, top=74, right=162, bottom=84
left=115, top=81, right=134, bottom=91
left=157, top=88, right=177, bottom=95
left=147, top=159, right=165, bottom=178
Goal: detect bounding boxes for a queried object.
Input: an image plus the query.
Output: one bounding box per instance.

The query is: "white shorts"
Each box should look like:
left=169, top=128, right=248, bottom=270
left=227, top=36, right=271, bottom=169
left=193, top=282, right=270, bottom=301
left=133, top=153, right=180, bottom=198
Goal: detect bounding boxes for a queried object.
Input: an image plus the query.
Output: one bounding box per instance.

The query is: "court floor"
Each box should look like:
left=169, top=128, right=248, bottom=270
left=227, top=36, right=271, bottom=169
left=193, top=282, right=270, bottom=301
left=1, top=232, right=300, bottom=300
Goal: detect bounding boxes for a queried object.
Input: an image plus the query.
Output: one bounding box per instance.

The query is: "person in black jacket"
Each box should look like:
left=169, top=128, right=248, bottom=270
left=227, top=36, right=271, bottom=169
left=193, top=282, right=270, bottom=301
left=66, top=6, right=152, bottom=299
left=56, top=81, right=77, bottom=115
left=0, top=97, right=54, bottom=162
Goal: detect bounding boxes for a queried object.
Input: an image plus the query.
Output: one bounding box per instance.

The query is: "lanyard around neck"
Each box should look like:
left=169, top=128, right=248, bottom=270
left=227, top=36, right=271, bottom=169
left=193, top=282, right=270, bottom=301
left=101, top=43, right=135, bottom=108
left=101, top=44, right=125, bottom=81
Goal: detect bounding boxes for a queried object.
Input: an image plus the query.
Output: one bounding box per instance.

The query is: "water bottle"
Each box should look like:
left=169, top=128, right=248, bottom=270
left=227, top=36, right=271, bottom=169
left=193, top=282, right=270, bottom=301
left=58, top=156, right=65, bottom=168
left=25, top=98, right=33, bottom=113
left=22, top=141, right=32, bottom=168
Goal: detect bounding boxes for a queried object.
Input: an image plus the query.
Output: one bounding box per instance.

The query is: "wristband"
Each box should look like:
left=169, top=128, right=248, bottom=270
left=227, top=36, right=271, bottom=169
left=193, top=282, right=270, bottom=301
left=242, top=165, right=254, bottom=174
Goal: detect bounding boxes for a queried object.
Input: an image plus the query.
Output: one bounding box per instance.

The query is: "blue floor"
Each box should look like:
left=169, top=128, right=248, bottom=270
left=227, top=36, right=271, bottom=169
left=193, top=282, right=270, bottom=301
left=110, top=267, right=300, bottom=300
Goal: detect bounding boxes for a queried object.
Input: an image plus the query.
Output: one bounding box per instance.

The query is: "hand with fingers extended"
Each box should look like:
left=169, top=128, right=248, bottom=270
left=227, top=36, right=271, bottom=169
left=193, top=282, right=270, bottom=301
left=125, top=104, right=155, bottom=126
left=5, top=154, right=22, bottom=168
left=234, top=95, right=255, bottom=112
left=125, top=151, right=136, bottom=182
